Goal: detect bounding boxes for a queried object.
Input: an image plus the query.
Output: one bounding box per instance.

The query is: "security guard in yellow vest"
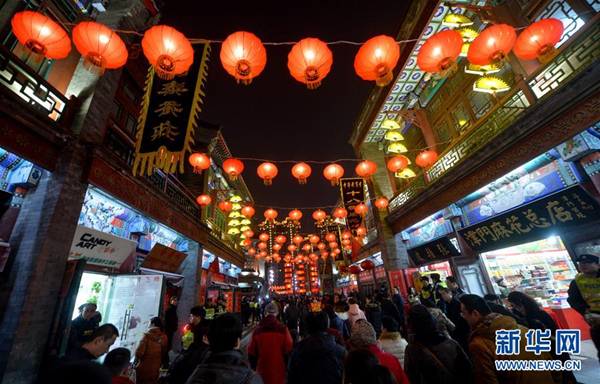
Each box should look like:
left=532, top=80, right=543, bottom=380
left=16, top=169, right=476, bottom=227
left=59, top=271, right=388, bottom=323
left=182, top=306, right=205, bottom=350
left=568, top=254, right=600, bottom=360
left=203, top=298, right=216, bottom=320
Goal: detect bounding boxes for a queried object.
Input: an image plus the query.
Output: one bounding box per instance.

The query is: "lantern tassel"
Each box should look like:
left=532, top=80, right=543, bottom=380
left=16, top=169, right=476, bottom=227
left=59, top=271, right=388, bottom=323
left=237, top=77, right=253, bottom=85
left=16, top=41, right=45, bottom=63
left=83, top=53, right=107, bottom=76
left=306, top=80, right=321, bottom=90
left=375, top=70, right=394, bottom=87
left=299, top=178, right=307, bottom=185
left=229, top=173, right=238, bottom=181
left=264, top=178, right=272, bottom=186
left=538, top=44, right=558, bottom=63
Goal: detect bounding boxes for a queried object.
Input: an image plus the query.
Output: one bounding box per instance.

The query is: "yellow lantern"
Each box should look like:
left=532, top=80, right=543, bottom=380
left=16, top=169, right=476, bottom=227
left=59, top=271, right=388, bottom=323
left=387, top=142, right=408, bottom=154
left=229, top=211, right=241, bottom=218
left=396, top=168, right=417, bottom=179
left=232, top=203, right=242, bottom=211
left=465, top=63, right=501, bottom=76
left=240, top=225, right=251, bottom=232
left=228, top=228, right=240, bottom=235
left=230, top=195, right=243, bottom=203
left=473, top=76, right=510, bottom=94
left=228, top=219, right=241, bottom=227
left=442, top=14, right=474, bottom=28
left=384, top=130, right=404, bottom=142
left=381, top=119, right=401, bottom=129
left=456, top=27, right=479, bottom=42
left=240, top=218, right=252, bottom=225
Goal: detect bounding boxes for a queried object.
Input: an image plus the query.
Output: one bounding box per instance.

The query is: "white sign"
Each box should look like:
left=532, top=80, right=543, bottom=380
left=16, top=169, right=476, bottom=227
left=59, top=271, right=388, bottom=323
left=69, top=225, right=137, bottom=268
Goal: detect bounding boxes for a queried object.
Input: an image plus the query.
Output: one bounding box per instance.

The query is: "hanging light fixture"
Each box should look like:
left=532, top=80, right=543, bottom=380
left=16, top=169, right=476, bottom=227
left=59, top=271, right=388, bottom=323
left=241, top=206, right=255, bottom=217
left=10, top=11, right=71, bottom=61
left=415, top=150, right=439, bottom=169
left=442, top=13, right=474, bottom=28
left=387, top=142, right=408, bottom=154
left=464, top=63, right=501, bottom=76
left=323, top=164, right=344, bottom=186
left=189, top=153, right=211, bottom=174
left=384, top=130, right=404, bottom=142
left=333, top=207, right=348, bottom=219
left=222, top=158, right=244, bottom=181
left=287, top=38, right=333, bottom=89
left=142, top=25, right=194, bottom=80
left=375, top=197, right=389, bottom=210
left=354, top=203, right=368, bottom=215
left=264, top=208, right=278, bottom=220
left=473, top=76, right=510, bottom=94
left=396, top=168, right=417, bottom=179
left=292, top=162, right=312, bottom=184
left=381, top=119, right=401, bottom=129
left=218, top=201, right=233, bottom=212
left=257, top=162, right=278, bottom=186
left=312, top=210, right=326, bottom=222
left=387, top=155, right=410, bottom=173
left=220, top=31, right=267, bottom=84
left=468, top=24, right=517, bottom=66
left=355, top=160, right=377, bottom=181
left=288, top=209, right=303, bottom=221
left=354, top=35, right=400, bottom=87
left=416, top=30, right=463, bottom=76
left=514, top=18, right=564, bottom=63
left=196, top=195, right=211, bottom=207
left=72, top=21, right=128, bottom=75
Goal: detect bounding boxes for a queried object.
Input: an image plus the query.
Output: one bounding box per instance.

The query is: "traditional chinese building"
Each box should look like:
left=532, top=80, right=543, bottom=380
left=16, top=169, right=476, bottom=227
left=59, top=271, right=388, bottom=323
left=351, top=0, right=600, bottom=325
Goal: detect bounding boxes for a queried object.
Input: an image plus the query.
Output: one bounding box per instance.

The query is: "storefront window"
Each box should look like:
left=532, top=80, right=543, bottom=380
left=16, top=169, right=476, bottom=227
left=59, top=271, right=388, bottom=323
left=481, top=236, right=576, bottom=305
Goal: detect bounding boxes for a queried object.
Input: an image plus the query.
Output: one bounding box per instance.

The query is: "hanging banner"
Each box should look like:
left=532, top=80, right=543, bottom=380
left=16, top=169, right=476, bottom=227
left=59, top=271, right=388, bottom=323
left=458, top=185, right=600, bottom=253
left=68, top=225, right=137, bottom=268
left=407, top=236, right=461, bottom=267
left=133, top=43, right=211, bottom=176
left=340, top=178, right=365, bottom=234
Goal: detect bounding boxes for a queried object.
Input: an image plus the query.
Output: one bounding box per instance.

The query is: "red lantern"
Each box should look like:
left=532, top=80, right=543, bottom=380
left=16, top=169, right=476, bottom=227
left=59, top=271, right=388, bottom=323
left=344, top=244, right=353, bottom=252
left=218, top=201, right=233, bottom=212
left=288, top=209, right=303, bottom=221
left=415, top=150, right=439, bottom=169
left=356, top=160, right=378, bottom=181
left=259, top=251, right=267, bottom=258
left=333, top=248, right=341, bottom=256
left=293, top=235, right=304, bottom=245
left=321, top=253, right=328, bottom=261
left=288, top=38, right=333, bottom=89
left=356, top=226, right=367, bottom=237
left=242, top=239, right=252, bottom=248
left=259, top=233, right=269, bottom=242
left=243, top=229, right=254, bottom=238
left=241, top=206, right=255, bottom=218
left=309, top=253, right=319, bottom=262
left=11, top=11, right=71, bottom=61
left=220, top=31, right=267, bottom=85
left=264, top=208, right=278, bottom=220
left=196, top=194, right=211, bottom=207
left=323, top=164, right=344, bottom=186
left=223, top=158, right=244, bottom=180
left=302, top=244, right=312, bottom=252
left=514, top=18, right=564, bottom=62
left=342, top=231, right=352, bottom=240
left=309, top=235, right=320, bottom=244
left=342, top=239, right=351, bottom=246
left=333, top=207, right=348, bottom=219
left=275, top=235, right=287, bottom=244
left=387, top=156, right=410, bottom=173
left=284, top=254, right=292, bottom=262
left=258, top=242, right=267, bottom=250
left=354, top=35, right=400, bottom=86
left=417, top=30, right=463, bottom=75
left=189, top=153, right=211, bottom=174
left=73, top=21, right=128, bottom=75
left=312, top=209, right=326, bottom=222
left=265, top=256, right=272, bottom=263
left=375, top=197, right=389, bottom=210
left=142, top=25, right=194, bottom=80
left=468, top=24, right=516, bottom=66
left=354, top=203, right=368, bottom=215
left=257, top=162, right=278, bottom=186
left=361, top=259, right=375, bottom=271
left=317, top=242, right=326, bottom=250
left=325, top=233, right=337, bottom=242
left=349, top=265, right=362, bottom=275
left=292, top=163, right=312, bottom=184
left=329, top=242, right=338, bottom=249
left=248, top=248, right=256, bottom=255
left=273, top=243, right=282, bottom=251
left=287, top=244, right=297, bottom=252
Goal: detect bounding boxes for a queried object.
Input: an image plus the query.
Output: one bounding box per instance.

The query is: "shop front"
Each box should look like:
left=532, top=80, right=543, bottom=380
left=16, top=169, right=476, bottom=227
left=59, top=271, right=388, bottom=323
left=202, top=251, right=242, bottom=315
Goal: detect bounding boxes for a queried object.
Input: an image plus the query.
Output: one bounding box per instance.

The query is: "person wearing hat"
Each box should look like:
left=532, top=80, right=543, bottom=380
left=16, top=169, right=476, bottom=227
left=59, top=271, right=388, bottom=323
left=247, top=302, right=292, bottom=384
left=182, top=306, right=206, bottom=351
left=568, top=254, right=600, bottom=360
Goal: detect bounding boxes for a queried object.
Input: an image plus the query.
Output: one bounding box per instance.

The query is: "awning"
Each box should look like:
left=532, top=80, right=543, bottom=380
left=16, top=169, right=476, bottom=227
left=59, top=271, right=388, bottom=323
left=69, top=225, right=137, bottom=269
left=139, top=243, right=187, bottom=274
left=139, top=267, right=185, bottom=287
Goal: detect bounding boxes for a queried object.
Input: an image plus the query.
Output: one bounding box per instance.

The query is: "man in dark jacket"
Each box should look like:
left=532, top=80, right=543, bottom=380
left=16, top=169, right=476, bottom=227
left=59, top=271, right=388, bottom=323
left=68, top=302, right=98, bottom=351
left=483, top=294, right=528, bottom=327
left=439, top=287, right=471, bottom=353
left=392, top=286, right=408, bottom=338
left=248, top=303, right=293, bottom=384
left=284, top=300, right=301, bottom=331
left=62, top=324, right=119, bottom=364
left=164, top=320, right=212, bottom=384
left=380, top=293, right=401, bottom=326
left=186, top=313, right=263, bottom=384
left=324, top=304, right=349, bottom=340
left=164, top=296, right=179, bottom=366
left=364, top=295, right=383, bottom=339
left=287, top=312, right=347, bottom=384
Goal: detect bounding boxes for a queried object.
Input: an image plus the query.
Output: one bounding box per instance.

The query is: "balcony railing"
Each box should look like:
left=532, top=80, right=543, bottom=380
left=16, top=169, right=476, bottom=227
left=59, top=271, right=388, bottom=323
left=0, top=45, right=73, bottom=125
left=389, top=15, right=600, bottom=212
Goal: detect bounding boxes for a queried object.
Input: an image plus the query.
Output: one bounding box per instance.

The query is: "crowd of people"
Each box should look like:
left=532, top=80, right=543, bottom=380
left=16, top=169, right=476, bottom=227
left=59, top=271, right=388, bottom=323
left=38, top=253, right=600, bottom=384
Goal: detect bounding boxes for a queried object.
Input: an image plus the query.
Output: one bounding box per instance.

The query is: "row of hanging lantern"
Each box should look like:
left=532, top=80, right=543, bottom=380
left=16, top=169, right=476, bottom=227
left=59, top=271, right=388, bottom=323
left=11, top=11, right=563, bottom=87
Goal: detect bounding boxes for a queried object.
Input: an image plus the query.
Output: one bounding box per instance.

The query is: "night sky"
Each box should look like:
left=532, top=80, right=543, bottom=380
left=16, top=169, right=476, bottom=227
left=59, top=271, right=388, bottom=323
left=163, top=1, right=411, bottom=229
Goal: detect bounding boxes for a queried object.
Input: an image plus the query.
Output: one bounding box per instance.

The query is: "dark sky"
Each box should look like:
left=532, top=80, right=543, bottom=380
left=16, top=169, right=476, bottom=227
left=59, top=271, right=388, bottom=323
left=163, top=1, right=411, bottom=228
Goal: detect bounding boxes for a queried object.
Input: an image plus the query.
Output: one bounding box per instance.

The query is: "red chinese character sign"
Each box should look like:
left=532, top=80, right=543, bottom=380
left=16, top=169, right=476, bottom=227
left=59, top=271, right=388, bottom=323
left=133, top=43, right=211, bottom=176
left=458, top=185, right=600, bottom=253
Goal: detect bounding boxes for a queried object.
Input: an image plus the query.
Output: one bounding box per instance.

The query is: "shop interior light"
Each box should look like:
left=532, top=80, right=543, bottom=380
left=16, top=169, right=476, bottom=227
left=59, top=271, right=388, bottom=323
left=473, top=76, right=510, bottom=94
left=465, top=63, right=501, bottom=76
left=381, top=119, right=401, bottom=129
left=442, top=13, right=474, bottom=28
left=384, top=130, right=404, bottom=142
left=395, top=168, right=417, bottom=179
left=387, top=142, right=408, bottom=154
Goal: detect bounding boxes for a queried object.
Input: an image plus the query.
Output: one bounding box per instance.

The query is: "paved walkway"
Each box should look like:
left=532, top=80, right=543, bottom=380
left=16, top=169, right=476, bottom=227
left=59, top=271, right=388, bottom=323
left=571, top=339, right=599, bottom=384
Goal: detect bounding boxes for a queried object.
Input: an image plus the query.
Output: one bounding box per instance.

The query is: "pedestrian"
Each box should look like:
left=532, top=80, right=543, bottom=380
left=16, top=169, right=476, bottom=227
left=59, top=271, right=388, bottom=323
left=242, top=297, right=251, bottom=326
left=347, top=297, right=366, bottom=327
left=460, top=294, right=561, bottom=384
left=248, top=303, right=293, bottom=384
left=378, top=316, right=408, bottom=367
left=404, top=305, right=473, bottom=384
left=445, top=276, right=467, bottom=299
left=62, top=323, right=119, bottom=364
left=483, top=293, right=529, bottom=327
left=104, top=347, right=134, bottom=384
left=418, top=276, right=434, bottom=303
left=284, top=298, right=301, bottom=332
left=380, top=293, right=402, bottom=329
left=68, top=302, right=98, bottom=351
left=346, top=320, right=409, bottom=384
left=438, top=287, right=471, bottom=353
left=324, top=304, right=350, bottom=340
left=365, top=294, right=383, bottom=338
left=421, top=298, right=455, bottom=337
left=163, top=296, right=179, bottom=366
left=186, top=313, right=264, bottom=384
left=343, top=348, right=398, bottom=384
left=568, top=253, right=600, bottom=361
left=287, top=311, right=347, bottom=384
left=162, top=320, right=211, bottom=384
left=250, top=298, right=259, bottom=324
left=135, top=317, right=168, bottom=384
left=299, top=298, right=311, bottom=336
left=392, top=286, right=408, bottom=338
left=181, top=306, right=205, bottom=351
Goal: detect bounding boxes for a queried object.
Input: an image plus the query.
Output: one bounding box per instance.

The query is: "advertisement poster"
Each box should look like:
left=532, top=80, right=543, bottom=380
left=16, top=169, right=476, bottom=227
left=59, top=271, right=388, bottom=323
left=224, top=291, right=234, bottom=313
left=235, top=291, right=242, bottom=313
left=69, top=225, right=137, bottom=268
left=199, top=269, right=208, bottom=305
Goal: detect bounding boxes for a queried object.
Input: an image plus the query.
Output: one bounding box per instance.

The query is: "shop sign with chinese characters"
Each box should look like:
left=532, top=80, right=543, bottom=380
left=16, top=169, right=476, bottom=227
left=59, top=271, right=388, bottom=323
left=407, top=236, right=461, bottom=267
left=458, top=185, right=600, bottom=253
left=340, top=178, right=365, bottom=233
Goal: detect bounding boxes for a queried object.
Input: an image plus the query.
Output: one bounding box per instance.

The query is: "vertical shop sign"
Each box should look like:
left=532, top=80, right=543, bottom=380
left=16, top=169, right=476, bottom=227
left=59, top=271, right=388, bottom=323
left=458, top=185, right=600, bottom=253
left=340, top=178, right=365, bottom=234
left=133, top=43, right=211, bottom=176
left=199, top=269, right=208, bottom=305
left=224, top=291, right=234, bottom=313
